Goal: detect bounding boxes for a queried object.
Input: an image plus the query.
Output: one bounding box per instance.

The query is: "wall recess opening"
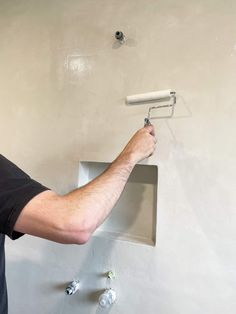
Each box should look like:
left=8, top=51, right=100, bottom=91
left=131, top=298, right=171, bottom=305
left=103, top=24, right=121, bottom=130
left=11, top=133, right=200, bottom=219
left=78, top=161, right=158, bottom=246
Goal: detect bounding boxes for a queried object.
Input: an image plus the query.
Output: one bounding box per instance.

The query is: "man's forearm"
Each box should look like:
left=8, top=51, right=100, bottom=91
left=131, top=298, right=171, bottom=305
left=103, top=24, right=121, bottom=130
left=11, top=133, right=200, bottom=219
left=14, top=125, right=156, bottom=244
left=62, top=153, right=135, bottom=242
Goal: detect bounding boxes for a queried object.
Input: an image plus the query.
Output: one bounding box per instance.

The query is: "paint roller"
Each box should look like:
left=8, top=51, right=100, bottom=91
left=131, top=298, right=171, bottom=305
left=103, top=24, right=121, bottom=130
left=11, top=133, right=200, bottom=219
left=126, top=89, right=176, bottom=126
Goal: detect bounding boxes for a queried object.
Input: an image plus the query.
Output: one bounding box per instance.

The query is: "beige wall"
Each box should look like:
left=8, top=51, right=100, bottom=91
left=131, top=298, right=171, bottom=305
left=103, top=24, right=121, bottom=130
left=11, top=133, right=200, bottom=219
left=1, top=1, right=236, bottom=313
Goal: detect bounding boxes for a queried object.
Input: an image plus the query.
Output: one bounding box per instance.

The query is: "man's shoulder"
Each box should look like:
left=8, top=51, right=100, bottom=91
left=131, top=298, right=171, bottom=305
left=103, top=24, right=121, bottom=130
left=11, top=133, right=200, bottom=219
left=0, top=154, right=30, bottom=180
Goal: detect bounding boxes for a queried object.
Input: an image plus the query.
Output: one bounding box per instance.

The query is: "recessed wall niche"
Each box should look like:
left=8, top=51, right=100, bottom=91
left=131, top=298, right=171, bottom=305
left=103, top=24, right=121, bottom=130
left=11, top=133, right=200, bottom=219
left=78, top=161, right=158, bottom=246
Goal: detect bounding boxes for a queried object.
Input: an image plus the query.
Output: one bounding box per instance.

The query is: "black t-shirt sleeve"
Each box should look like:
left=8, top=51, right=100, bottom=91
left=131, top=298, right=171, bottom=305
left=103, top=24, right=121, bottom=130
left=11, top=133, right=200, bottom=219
left=0, top=154, right=50, bottom=240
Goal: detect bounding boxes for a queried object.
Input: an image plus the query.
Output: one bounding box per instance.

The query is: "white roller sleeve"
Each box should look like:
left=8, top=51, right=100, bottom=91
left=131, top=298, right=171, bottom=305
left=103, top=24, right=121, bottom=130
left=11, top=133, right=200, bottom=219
left=126, top=89, right=173, bottom=104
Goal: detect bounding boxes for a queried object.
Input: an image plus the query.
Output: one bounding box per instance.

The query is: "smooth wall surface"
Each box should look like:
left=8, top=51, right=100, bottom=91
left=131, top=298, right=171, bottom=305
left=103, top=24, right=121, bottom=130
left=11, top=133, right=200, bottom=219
left=1, top=0, right=236, bottom=313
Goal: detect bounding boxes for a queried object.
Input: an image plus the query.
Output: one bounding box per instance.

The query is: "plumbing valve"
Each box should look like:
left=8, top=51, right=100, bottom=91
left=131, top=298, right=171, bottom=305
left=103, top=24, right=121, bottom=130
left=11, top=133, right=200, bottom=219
left=65, top=280, right=80, bottom=295
left=107, top=271, right=115, bottom=280
left=115, top=31, right=125, bottom=43
left=99, top=289, right=116, bottom=308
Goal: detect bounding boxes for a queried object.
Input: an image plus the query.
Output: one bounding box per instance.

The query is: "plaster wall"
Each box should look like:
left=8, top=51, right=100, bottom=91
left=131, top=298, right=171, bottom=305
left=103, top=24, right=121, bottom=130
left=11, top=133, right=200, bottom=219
left=1, top=0, right=236, bottom=313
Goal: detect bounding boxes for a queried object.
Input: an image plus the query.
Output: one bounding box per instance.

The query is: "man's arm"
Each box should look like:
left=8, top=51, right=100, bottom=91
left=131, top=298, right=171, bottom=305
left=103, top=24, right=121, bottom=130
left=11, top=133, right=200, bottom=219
left=14, top=125, right=156, bottom=244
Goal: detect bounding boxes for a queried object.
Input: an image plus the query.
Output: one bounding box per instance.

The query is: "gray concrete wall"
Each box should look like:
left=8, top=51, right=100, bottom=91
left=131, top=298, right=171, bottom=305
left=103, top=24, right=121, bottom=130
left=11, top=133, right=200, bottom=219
left=1, top=0, right=236, bottom=313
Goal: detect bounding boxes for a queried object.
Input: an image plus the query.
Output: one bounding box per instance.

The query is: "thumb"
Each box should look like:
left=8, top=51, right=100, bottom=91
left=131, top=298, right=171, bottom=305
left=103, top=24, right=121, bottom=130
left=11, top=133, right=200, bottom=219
left=144, top=124, right=155, bottom=136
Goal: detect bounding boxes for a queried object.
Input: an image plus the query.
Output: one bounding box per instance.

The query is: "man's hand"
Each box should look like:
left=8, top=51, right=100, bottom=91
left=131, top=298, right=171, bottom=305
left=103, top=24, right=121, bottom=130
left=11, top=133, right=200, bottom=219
left=119, top=124, right=156, bottom=164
